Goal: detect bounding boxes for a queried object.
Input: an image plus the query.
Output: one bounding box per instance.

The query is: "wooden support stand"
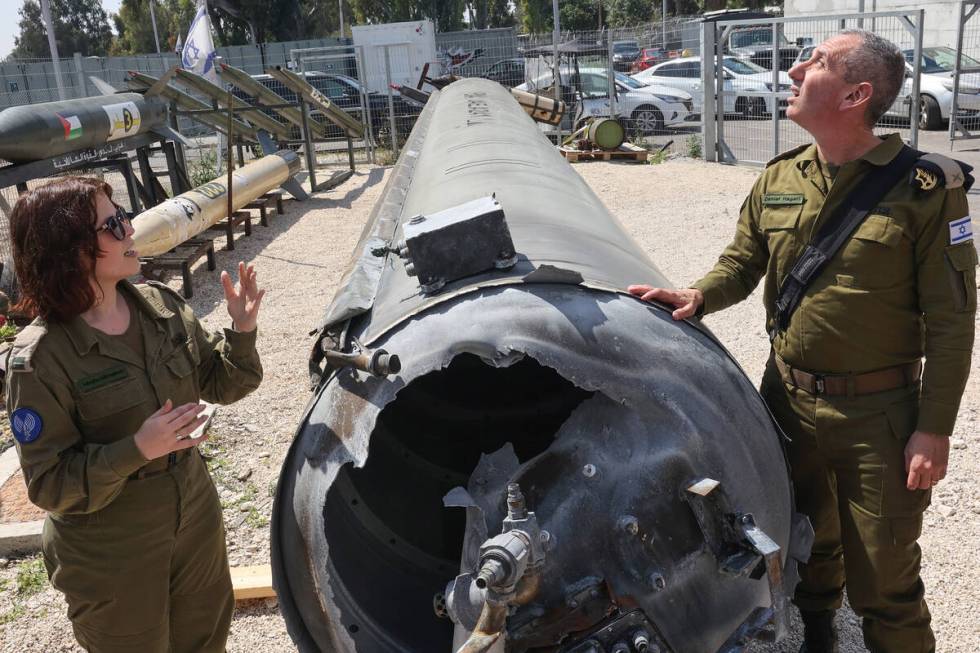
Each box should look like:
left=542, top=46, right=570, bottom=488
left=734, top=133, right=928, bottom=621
left=140, top=238, right=216, bottom=299
left=231, top=564, right=275, bottom=600
left=559, top=142, right=649, bottom=163
left=244, top=196, right=273, bottom=227
left=264, top=191, right=284, bottom=215
left=209, top=210, right=252, bottom=251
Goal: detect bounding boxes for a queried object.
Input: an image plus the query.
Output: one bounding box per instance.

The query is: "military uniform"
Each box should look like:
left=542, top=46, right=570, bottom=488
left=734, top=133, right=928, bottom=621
left=691, top=134, right=977, bottom=652
left=5, top=280, right=262, bottom=653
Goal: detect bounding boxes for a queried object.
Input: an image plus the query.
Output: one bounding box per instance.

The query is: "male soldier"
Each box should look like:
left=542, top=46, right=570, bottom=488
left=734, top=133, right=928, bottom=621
left=629, top=30, right=976, bottom=653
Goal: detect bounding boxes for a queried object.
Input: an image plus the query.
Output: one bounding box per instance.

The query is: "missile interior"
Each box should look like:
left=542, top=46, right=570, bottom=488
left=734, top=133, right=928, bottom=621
left=272, top=78, right=808, bottom=653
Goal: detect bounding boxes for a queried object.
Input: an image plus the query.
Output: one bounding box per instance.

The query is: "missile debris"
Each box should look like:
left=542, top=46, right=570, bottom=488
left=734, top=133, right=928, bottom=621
left=132, top=149, right=306, bottom=257
left=218, top=63, right=331, bottom=139
left=172, top=68, right=293, bottom=141
left=267, top=66, right=365, bottom=138
left=0, top=85, right=185, bottom=163
left=272, top=78, right=809, bottom=653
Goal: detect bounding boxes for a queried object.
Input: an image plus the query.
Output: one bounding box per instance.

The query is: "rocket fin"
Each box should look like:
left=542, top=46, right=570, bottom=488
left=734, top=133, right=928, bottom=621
left=256, top=130, right=278, bottom=156
left=144, top=67, right=179, bottom=98
left=281, top=177, right=309, bottom=201
left=150, top=125, right=192, bottom=147
left=89, top=76, right=119, bottom=95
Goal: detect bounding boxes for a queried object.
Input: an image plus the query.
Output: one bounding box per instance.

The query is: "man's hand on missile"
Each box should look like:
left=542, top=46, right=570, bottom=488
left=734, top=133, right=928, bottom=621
left=222, top=261, right=265, bottom=333
left=628, top=285, right=704, bottom=320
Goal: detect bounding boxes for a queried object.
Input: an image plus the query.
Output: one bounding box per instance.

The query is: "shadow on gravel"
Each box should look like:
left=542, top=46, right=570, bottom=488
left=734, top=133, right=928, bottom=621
left=308, top=167, right=386, bottom=210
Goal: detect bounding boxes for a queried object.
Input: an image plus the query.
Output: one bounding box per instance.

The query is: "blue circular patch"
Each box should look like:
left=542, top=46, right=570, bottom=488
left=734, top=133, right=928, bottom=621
left=11, top=408, right=43, bottom=444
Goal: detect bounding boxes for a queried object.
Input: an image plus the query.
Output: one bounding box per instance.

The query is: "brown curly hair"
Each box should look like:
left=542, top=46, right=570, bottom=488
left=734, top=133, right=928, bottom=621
left=10, top=176, right=114, bottom=322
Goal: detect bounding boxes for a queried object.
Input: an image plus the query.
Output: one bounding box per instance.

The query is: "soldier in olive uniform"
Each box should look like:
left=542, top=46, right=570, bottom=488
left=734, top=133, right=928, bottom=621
left=629, top=30, right=975, bottom=653
left=5, top=177, right=264, bottom=652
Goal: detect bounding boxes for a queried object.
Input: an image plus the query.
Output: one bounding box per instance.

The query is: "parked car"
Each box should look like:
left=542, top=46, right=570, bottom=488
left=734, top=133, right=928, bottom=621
left=237, top=71, right=418, bottom=142
left=483, top=58, right=526, bottom=88
left=883, top=46, right=980, bottom=130
left=517, top=68, right=694, bottom=134
left=630, top=48, right=668, bottom=74
left=632, top=55, right=791, bottom=117
left=612, top=40, right=642, bottom=72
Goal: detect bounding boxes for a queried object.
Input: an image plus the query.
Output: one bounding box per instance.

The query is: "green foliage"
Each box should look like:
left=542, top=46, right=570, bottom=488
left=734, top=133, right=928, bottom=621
left=0, top=604, right=26, bottom=625
left=348, top=0, right=465, bottom=31
left=686, top=133, right=702, bottom=159
left=9, top=0, right=113, bottom=59
left=606, top=0, right=654, bottom=28
left=15, top=558, right=47, bottom=598
left=0, top=324, right=18, bottom=340
left=189, top=148, right=219, bottom=188
left=244, top=507, right=269, bottom=528
left=648, top=146, right=668, bottom=164
left=464, top=0, right=515, bottom=29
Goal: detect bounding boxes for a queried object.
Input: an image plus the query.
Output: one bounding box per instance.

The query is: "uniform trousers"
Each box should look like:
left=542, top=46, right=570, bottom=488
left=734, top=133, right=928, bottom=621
left=761, top=361, right=934, bottom=653
left=41, top=451, right=233, bottom=653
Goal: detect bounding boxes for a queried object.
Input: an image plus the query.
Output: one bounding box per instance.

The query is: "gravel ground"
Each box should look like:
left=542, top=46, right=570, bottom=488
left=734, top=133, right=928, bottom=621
left=0, top=157, right=977, bottom=652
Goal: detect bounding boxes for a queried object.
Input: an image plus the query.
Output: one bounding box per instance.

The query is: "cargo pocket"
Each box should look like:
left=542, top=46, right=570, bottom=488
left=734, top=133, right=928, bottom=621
left=889, top=514, right=923, bottom=546
left=76, top=376, right=146, bottom=441
left=944, top=242, right=978, bottom=312
left=760, top=205, right=802, bottom=280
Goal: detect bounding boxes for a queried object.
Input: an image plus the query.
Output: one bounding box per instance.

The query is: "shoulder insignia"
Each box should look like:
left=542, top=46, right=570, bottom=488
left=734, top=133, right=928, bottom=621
left=766, top=143, right=810, bottom=168
left=911, top=153, right=975, bottom=191
left=8, top=321, right=48, bottom=373
left=136, top=281, right=180, bottom=318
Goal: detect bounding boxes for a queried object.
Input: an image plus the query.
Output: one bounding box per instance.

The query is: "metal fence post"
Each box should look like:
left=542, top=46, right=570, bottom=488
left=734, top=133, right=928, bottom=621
left=74, top=52, right=87, bottom=98
left=909, top=9, right=923, bottom=149
left=383, top=45, right=399, bottom=159
left=700, top=22, right=716, bottom=162
left=771, top=21, right=781, bottom=160
left=607, top=37, right=617, bottom=118
left=355, top=45, right=375, bottom=164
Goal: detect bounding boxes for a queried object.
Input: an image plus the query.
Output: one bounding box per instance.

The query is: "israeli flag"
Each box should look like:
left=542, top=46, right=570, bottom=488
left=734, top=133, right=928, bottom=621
left=949, top=216, right=973, bottom=245
left=181, top=2, right=218, bottom=84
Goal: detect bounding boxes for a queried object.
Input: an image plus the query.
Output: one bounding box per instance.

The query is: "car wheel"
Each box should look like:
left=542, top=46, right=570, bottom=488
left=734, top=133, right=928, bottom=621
left=748, top=97, right=767, bottom=117
left=630, top=105, right=664, bottom=135
left=918, top=95, right=943, bottom=130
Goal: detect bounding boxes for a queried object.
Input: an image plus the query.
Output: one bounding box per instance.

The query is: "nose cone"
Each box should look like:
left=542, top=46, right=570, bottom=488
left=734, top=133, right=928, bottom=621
left=0, top=105, right=52, bottom=162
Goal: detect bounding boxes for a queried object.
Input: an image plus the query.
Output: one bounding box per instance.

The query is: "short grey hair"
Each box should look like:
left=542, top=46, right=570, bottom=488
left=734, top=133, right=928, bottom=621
left=837, top=29, right=906, bottom=127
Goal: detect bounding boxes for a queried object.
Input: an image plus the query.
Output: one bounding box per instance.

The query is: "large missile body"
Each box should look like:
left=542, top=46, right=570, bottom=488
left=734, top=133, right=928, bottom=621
left=0, top=92, right=169, bottom=163
left=272, top=79, right=808, bottom=653
left=132, top=150, right=302, bottom=257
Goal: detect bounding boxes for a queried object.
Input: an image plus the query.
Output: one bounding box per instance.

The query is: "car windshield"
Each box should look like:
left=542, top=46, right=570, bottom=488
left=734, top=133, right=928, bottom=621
left=723, top=57, right=768, bottom=75
left=908, top=47, right=980, bottom=73
left=614, top=42, right=639, bottom=52
left=332, top=74, right=365, bottom=93
left=616, top=72, right=645, bottom=89
left=730, top=28, right=790, bottom=49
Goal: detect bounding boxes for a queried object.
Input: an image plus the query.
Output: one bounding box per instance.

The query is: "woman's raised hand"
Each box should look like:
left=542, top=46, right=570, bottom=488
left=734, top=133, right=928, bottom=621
left=222, top=261, right=265, bottom=333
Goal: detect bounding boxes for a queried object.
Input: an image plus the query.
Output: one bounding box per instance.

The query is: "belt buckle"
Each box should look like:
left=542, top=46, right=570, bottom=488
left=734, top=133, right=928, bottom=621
left=814, top=377, right=825, bottom=395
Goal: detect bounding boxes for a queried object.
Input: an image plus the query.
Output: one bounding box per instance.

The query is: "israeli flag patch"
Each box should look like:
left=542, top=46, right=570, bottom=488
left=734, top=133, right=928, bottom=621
left=949, top=216, right=973, bottom=245
left=11, top=408, right=43, bottom=444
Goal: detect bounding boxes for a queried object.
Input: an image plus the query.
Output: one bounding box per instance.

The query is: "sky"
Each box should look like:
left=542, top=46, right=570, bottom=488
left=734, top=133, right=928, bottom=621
left=0, top=0, right=125, bottom=59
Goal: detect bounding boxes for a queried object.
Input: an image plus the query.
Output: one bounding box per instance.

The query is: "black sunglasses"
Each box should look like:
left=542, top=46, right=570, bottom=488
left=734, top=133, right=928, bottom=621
left=94, top=206, right=132, bottom=241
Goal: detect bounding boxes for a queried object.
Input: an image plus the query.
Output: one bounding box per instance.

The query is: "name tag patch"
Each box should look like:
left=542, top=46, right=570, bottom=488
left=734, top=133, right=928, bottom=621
left=949, top=216, right=973, bottom=245
left=76, top=365, right=129, bottom=393
left=763, top=193, right=805, bottom=206
left=11, top=408, right=43, bottom=444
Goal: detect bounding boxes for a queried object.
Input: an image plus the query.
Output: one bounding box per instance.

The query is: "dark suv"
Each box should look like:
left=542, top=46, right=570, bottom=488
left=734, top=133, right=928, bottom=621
left=483, top=59, right=526, bottom=88
left=236, top=71, right=419, bottom=142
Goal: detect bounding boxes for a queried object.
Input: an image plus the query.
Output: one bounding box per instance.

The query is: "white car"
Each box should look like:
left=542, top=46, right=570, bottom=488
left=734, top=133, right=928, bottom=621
left=631, top=56, right=792, bottom=117
left=885, top=47, right=980, bottom=130
left=516, top=68, right=694, bottom=134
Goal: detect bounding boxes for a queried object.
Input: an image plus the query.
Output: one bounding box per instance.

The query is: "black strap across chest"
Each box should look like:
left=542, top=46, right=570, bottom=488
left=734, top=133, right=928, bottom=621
left=771, top=145, right=921, bottom=338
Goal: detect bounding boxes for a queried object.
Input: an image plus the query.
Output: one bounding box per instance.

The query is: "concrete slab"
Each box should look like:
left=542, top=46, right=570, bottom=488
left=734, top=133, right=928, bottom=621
left=0, top=518, right=42, bottom=556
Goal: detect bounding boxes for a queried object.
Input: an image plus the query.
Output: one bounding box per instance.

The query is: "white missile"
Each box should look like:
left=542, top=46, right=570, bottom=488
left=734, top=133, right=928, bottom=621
left=132, top=149, right=306, bottom=257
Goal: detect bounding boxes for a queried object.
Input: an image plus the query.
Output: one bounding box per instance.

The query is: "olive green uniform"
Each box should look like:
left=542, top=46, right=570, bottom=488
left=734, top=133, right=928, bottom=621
left=5, top=281, right=262, bottom=652
left=691, top=134, right=977, bottom=652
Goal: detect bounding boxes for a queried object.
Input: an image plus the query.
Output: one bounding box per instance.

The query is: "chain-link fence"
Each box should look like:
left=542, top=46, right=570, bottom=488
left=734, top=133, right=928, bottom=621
left=951, top=1, right=980, bottom=141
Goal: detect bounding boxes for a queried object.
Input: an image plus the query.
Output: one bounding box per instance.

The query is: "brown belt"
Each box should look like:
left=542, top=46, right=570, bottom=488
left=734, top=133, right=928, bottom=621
left=774, top=354, right=922, bottom=397
left=128, top=448, right=193, bottom=480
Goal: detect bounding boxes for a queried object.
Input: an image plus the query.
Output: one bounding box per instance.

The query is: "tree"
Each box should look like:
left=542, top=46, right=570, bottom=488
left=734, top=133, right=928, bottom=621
left=486, top=0, right=515, bottom=28
left=9, top=0, right=113, bottom=59
left=606, top=0, right=653, bottom=28
left=348, top=0, right=465, bottom=32
left=516, top=0, right=599, bottom=34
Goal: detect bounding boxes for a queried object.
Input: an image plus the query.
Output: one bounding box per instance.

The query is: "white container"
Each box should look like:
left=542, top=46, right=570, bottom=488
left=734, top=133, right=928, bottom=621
left=352, top=20, right=438, bottom=94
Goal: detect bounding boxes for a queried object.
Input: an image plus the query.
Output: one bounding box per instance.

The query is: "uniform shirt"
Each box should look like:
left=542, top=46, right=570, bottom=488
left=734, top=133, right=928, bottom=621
left=691, top=134, right=977, bottom=436
left=6, top=281, right=263, bottom=515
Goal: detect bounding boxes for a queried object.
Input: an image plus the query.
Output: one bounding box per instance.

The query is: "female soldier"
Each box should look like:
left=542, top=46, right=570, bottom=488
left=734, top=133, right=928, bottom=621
left=5, top=176, right=263, bottom=652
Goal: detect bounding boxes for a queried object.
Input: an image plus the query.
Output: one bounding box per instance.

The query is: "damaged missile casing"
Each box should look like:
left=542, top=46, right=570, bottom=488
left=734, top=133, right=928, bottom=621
left=132, top=150, right=301, bottom=257
left=0, top=92, right=172, bottom=163
left=272, top=79, right=803, bottom=653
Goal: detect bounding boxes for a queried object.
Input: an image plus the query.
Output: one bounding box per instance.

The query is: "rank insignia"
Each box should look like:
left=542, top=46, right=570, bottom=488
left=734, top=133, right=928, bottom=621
left=912, top=166, right=939, bottom=191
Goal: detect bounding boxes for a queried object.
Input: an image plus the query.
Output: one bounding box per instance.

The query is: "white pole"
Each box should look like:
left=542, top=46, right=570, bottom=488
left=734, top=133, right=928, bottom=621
left=338, top=0, right=345, bottom=37
left=149, top=0, right=162, bottom=54
left=552, top=0, right=561, bottom=142
left=662, top=0, right=667, bottom=50
left=40, top=0, right=66, bottom=100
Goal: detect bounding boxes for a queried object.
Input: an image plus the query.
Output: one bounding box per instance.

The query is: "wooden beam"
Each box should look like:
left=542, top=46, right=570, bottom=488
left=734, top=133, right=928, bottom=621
left=231, top=564, right=276, bottom=600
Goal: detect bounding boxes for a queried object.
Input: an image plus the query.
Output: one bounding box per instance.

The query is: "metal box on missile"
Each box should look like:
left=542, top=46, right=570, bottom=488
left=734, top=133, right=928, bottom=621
left=400, top=195, right=517, bottom=293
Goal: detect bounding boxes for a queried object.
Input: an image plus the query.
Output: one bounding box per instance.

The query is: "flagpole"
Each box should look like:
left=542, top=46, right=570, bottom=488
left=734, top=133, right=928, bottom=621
left=149, top=0, right=162, bottom=54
